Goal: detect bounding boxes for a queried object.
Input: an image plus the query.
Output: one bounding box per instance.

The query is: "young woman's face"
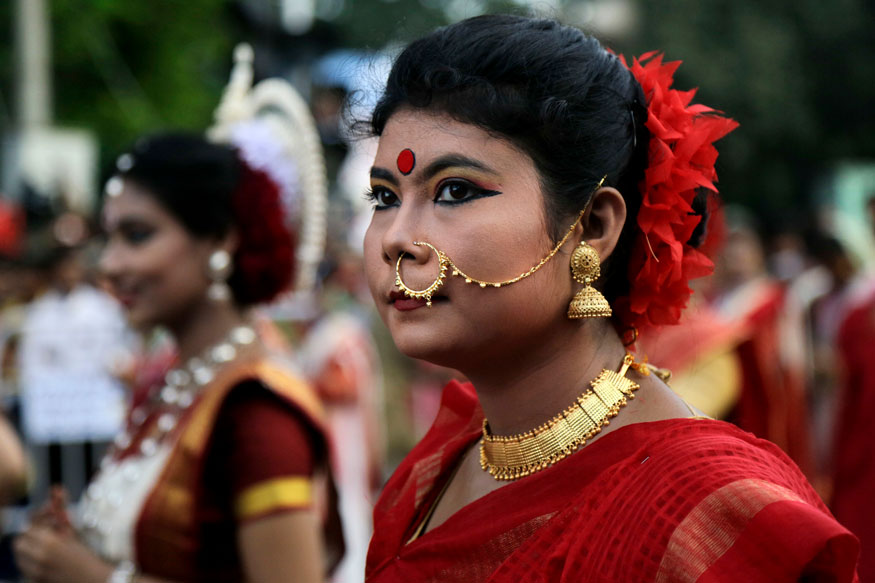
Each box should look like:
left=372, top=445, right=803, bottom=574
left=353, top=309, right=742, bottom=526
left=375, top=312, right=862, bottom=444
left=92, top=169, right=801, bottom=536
left=363, top=110, right=577, bottom=370
left=100, top=180, right=216, bottom=329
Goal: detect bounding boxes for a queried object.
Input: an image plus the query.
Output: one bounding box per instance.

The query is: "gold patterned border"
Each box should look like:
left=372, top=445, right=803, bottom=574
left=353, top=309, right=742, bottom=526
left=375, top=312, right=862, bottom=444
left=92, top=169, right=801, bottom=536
left=235, top=476, right=313, bottom=520
left=655, top=478, right=804, bottom=582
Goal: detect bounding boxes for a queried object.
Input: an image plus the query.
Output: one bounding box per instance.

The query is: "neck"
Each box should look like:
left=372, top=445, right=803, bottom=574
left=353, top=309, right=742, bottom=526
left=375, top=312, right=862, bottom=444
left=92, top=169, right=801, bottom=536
left=167, top=299, right=248, bottom=364
left=463, top=319, right=627, bottom=436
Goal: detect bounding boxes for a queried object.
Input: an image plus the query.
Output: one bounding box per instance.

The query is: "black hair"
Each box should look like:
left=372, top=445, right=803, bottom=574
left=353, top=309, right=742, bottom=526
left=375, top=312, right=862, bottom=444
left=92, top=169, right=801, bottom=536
left=370, top=14, right=708, bottom=309
left=116, top=132, right=294, bottom=307
left=119, top=133, right=240, bottom=239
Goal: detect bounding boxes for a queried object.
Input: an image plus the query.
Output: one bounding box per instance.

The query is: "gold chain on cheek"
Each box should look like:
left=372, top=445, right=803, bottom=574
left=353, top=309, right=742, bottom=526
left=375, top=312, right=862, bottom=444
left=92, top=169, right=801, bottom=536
left=394, top=176, right=606, bottom=305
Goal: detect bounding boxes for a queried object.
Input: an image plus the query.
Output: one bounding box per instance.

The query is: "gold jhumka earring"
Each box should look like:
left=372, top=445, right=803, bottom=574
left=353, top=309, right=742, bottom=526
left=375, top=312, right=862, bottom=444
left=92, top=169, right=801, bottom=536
left=567, top=241, right=611, bottom=319
left=395, top=177, right=608, bottom=306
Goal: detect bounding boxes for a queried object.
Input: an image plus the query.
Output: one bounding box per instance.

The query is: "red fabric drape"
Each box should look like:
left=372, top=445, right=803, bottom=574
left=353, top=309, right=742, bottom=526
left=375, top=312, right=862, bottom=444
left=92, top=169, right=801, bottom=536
left=367, top=381, right=859, bottom=582
left=725, top=283, right=814, bottom=477
left=832, top=291, right=875, bottom=582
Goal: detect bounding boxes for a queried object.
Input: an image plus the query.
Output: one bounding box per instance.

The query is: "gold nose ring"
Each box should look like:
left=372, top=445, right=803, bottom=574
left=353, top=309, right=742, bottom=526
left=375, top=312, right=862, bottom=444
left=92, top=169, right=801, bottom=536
left=394, top=242, right=450, bottom=307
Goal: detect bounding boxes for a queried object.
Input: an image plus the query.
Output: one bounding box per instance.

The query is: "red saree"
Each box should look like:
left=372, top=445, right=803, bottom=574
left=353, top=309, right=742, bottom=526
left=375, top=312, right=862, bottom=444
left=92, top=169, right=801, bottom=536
left=832, top=290, right=875, bottom=582
left=133, top=358, right=341, bottom=581
left=366, top=381, right=859, bottom=582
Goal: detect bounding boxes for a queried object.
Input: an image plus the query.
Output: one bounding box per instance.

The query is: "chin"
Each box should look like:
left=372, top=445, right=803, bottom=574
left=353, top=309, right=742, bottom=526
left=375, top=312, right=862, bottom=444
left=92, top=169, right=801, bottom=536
left=124, top=312, right=155, bottom=333
left=390, top=326, right=472, bottom=370
left=123, top=302, right=165, bottom=332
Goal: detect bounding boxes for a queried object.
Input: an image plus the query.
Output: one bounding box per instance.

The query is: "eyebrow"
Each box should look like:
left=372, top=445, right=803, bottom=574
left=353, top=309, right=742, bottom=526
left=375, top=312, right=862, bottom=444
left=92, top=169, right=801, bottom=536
left=104, top=215, right=153, bottom=232
left=369, top=154, right=499, bottom=186
left=370, top=167, right=398, bottom=186
left=421, top=154, right=498, bottom=181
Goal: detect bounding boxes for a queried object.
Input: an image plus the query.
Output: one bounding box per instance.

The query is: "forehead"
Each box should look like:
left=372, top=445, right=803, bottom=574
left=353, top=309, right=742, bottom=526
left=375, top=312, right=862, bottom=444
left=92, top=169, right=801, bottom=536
left=375, top=110, right=532, bottom=173
left=102, top=180, right=175, bottom=227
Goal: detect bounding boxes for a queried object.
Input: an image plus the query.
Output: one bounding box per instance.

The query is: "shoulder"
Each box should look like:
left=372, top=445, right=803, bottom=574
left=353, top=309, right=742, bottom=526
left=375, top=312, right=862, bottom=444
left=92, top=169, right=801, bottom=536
left=216, top=359, right=327, bottom=446
left=610, top=419, right=859, bottom=582
left=175, top=357, right=328, bottom=465
left=627, top=419, right=820, bottom=503
left=211, top=356, right=327, bottom=433
left=212, top=379, right=324, bottom=462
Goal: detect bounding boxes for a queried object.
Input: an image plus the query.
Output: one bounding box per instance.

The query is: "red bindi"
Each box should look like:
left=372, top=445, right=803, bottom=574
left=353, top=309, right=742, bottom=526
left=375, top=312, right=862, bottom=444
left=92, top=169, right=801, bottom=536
left=396, top=149, right=416, bottom=175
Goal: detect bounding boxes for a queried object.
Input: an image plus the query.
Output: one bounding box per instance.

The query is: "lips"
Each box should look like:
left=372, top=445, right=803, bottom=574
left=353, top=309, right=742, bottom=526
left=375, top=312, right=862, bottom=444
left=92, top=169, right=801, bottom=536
left=108, top=280, right=141, bottom=309
left=116, top=294, right=136, bottom=309
left=388, top=290, right=446, bottom=311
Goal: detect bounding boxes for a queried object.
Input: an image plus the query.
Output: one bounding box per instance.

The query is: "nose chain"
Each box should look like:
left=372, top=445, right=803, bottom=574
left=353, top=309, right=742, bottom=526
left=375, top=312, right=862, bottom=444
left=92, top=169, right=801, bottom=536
left=394, top=176, right=605, bottom=306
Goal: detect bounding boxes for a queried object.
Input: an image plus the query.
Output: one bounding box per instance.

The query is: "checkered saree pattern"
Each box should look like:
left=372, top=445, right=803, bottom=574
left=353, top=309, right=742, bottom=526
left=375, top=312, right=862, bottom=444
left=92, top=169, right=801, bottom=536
left=366, top=381, right=859, bottom=583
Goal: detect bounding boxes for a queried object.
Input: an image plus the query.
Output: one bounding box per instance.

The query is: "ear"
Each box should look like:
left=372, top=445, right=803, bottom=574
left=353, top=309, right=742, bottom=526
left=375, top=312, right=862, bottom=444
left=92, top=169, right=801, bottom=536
left=580, top=186, right=626, bottom=260
left=218, top=227, right=241, bottom=256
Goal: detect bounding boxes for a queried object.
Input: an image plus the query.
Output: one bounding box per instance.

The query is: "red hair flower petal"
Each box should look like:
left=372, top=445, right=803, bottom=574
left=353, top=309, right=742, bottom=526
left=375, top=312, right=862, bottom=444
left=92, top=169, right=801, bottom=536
left=617, top=52, right=739, bottom=332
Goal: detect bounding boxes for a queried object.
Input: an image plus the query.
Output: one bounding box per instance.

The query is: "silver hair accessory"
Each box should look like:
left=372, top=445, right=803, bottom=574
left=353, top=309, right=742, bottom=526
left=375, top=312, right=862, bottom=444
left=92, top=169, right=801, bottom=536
left=208, top=44, right=327, bottom=295
left=629, top=107, right=638, bottom=149
left=116, top=153, right=134, bottom=172
left=105, top=177, right=124, bottom=198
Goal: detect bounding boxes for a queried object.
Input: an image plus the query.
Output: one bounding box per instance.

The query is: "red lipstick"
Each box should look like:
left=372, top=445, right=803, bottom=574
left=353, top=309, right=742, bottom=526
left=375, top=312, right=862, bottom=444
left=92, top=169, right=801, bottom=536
left=389, top=290, right=431, bottom=311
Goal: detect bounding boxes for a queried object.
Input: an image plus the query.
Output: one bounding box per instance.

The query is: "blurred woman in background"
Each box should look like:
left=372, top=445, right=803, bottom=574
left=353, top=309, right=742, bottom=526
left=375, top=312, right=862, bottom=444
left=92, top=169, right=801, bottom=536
left=13, top=132, right=339, bottom=583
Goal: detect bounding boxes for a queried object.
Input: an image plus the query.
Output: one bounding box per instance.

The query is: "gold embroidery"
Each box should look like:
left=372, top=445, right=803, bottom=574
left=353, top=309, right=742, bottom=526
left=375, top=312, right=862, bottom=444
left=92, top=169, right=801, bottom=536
left=655, top=478, right=804, bottom=583
left=235, top=476, right=313, bottom=519
left=139, top=357, right=326, bottom=563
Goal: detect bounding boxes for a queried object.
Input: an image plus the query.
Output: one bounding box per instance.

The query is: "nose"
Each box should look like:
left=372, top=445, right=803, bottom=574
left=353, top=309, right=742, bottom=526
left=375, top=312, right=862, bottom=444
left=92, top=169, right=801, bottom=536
left=380, top=203, right=432, bottom=267
left=98, top=239, right=124, bottom=280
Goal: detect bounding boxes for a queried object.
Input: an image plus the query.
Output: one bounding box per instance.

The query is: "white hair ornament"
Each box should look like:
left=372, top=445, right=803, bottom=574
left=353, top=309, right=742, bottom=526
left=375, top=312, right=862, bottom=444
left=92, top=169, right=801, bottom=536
left=208, top=44, right=327, bottom=295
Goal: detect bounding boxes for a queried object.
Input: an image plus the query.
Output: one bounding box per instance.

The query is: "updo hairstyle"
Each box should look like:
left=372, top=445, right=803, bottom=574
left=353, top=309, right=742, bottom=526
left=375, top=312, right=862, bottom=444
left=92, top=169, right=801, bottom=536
left=370, top=15, right=708, bottom=309
left=116, top=132, right=295, bottom=306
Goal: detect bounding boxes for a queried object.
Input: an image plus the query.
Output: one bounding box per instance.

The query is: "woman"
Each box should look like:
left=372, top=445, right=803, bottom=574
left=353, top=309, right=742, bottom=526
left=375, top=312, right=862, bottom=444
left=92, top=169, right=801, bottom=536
left=361, top=15, right=859, bottom=582
left=14, top=133, right=339, bottom=583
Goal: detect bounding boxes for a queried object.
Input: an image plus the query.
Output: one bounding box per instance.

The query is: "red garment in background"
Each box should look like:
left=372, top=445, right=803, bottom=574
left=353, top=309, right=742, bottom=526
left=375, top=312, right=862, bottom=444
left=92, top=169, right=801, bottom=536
left=722, top=281, right=814, bottom=477
left=130, top=358, right=340, bottom=581
left=366, top=381, right=859, bottom=583
left=832, top=290, right=875, bottom=582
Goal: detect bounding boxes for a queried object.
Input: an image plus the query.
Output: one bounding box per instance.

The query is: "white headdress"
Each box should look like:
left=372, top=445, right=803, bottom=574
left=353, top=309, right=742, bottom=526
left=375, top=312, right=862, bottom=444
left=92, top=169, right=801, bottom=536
left=208, top=44, right=327, bottom=294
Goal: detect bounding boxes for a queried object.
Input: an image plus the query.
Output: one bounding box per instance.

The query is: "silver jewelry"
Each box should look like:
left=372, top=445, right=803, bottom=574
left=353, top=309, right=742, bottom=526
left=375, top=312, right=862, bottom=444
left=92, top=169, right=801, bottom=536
left=105, top=177, right=124, bottom=198
left=107, top=560, right=138, bottom=583
left=116, top=153, right=134, bottom=172
left=207, top=249, right=233, bottom=302
left=82, top=324, right=257, bottom=558
left=109, top=325, right=257, bottom=459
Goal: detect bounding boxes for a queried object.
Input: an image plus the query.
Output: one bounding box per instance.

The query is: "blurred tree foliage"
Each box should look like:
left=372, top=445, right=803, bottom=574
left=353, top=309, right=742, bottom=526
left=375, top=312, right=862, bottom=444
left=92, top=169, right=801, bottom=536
left=625, top=0, right=875, bottom=226
left=332, top=0, right=875, bottom=225
left=1, top=0, right=872, bottom=228
left=0, top=0, right=234, bottom=165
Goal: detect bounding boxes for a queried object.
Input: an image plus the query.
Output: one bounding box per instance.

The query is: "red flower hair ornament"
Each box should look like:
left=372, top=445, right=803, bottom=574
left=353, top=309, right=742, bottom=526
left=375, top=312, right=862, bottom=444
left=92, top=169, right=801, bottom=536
left=228, top=161, right=296, bottom=306
left=614, top=52, right=739, bottom=332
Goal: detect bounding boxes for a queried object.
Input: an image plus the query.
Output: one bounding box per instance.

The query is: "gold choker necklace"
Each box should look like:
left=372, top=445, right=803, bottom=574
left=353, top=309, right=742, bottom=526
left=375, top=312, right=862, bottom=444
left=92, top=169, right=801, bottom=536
left=480, top=354, right=642, bottom=481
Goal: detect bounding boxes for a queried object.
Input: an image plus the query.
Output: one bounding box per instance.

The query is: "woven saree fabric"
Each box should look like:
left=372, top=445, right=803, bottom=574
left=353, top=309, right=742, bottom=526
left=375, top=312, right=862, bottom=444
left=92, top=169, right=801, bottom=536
left=366, top=381, right=859, bottom=583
